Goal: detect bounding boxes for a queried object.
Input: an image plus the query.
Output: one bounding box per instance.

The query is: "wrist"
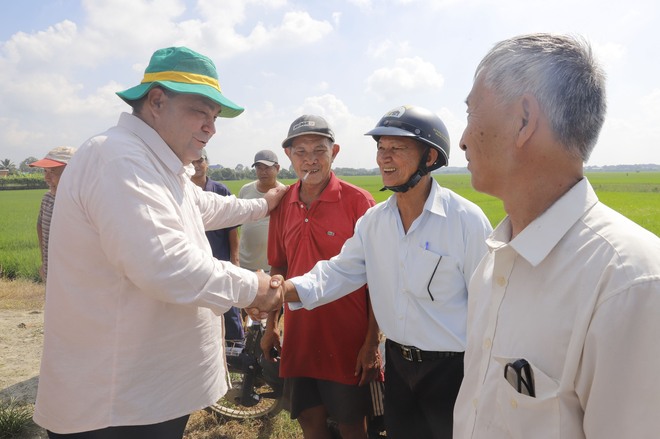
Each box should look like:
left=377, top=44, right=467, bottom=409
left=282, top=280, right=297, bottom=302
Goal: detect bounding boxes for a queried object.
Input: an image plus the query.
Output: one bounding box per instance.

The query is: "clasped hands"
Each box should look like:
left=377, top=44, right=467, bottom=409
left=245, top=272, right=286, bottom=321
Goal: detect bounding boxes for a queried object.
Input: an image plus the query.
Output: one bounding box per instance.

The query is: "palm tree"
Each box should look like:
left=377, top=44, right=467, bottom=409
left=1, top=159, right=16, bottom=173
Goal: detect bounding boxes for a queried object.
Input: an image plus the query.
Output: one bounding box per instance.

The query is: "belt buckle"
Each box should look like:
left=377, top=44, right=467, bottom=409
left=400, top=345, right=414, bottom=361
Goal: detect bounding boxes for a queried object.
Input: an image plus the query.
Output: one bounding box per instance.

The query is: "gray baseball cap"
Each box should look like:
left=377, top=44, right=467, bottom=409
left=281, top=115, right=335, bottom=148
left=252, top=149, right=278, bottom=167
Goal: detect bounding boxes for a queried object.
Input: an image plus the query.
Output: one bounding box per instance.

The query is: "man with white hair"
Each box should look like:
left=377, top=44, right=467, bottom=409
left=454, top=33, right=660, bottom=438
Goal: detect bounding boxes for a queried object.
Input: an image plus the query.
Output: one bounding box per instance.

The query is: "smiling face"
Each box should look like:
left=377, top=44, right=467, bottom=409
left=459, top=76, right=519, bottom=197
left=149, top=88, right=221, bottom=165
left=285, top=134, right=338, bottom=186
left=376, top=135, right=427, bottom=188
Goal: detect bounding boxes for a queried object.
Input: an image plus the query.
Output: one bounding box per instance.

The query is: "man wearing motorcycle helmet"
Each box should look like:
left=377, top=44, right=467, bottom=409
left=274, top=105, right=492, bottom=438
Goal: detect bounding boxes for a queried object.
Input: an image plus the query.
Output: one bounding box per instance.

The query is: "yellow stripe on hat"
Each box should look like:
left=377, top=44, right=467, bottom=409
left=141, top=71, right=222, bottom=92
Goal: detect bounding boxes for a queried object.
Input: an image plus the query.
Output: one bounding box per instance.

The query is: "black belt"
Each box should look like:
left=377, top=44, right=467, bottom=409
left=388, top=339, right=463, bottom=362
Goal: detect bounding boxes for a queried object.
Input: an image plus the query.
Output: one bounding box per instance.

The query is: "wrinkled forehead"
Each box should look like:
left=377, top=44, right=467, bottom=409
left=289, top=134, right=333, bottom=149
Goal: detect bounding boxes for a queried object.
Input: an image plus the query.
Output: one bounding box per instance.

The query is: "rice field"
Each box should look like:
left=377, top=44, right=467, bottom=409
left=1, top=172, right=658, bottom=281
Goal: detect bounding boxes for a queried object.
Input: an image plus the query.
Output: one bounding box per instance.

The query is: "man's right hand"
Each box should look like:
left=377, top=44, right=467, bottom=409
left=245, top=272, right=283, bottom=321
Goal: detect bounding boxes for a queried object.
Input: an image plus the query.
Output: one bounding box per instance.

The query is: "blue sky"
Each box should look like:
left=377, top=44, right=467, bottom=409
left=1, top=0, right=658, bottom=170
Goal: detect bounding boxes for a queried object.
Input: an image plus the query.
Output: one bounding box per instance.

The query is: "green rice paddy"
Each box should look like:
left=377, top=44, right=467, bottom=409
left=1, top=172, right=658, bottom=281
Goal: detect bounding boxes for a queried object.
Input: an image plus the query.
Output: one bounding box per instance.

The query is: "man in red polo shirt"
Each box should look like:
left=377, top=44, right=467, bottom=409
left=262, top=115, right=381, bottom=439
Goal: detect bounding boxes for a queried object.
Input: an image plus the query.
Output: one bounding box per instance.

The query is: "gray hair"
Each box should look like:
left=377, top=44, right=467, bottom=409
left=475, top=33, right=607, bottom=161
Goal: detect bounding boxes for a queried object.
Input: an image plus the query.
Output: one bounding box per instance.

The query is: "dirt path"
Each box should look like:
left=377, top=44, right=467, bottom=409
left=0, top=308, right=43, bottom=403
left=0, top=307, right=48, bottom=438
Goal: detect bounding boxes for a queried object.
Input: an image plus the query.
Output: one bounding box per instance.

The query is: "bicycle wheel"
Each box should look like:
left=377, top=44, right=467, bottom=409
left=209, top=370, right=283, bottom=419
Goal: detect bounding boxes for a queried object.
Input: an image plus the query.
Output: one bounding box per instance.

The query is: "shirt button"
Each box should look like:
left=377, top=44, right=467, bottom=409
left=510, top=398, right=518, bottom=409
left=483, top=338, right=492, bottom=349
left=496, top=276, right=507, bottom=287
left=304, top=218, right=309, bottom=223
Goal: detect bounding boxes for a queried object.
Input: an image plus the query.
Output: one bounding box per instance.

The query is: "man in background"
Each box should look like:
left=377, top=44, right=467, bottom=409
left=238, top=149, right=283, bottom=273
left=454, top=33, right=660, bottom=438
left=191, top=148, right=244, bottom=346
left=29, top=146, right=76, bottom=282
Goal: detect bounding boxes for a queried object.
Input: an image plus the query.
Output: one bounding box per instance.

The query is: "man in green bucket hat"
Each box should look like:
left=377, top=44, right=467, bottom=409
left=34, top=46, right=287, bottom=438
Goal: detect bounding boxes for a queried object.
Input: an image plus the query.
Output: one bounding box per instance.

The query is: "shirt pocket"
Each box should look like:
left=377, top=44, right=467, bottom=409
left=404, top=246, right=461, bottom=302
left=494, top=356, right=560, bottom=439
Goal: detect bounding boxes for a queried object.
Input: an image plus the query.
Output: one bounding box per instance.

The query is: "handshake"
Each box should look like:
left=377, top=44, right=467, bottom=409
left=245, top=272, right=295, bottom=321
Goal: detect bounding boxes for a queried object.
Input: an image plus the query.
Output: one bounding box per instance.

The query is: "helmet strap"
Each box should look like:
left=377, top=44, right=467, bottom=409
left=380, top=147, right=431, bottom=193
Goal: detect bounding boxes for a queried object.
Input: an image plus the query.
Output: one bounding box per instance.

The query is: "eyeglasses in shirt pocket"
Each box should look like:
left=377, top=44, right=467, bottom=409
left=404, top=246, right=461, bottom=302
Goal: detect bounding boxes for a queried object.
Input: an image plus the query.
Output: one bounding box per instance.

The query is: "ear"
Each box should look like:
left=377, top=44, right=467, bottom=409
left=426, top=147, right=439, bottom=168
left=516, top=93, right=540, bottom=148
left=283, top=147, right=292, bottom=161
left=331, top=143, right=340, bottom=160
left=146, top=87, right=167, bottom=111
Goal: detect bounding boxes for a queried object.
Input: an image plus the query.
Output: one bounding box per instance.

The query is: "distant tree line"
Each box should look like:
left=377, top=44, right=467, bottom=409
left=1, top=156, right=383, bottom=188
left=207, top=165, right=381, bottom=181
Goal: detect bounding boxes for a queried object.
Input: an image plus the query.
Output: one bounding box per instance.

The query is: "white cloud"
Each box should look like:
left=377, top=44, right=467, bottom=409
left=592, top=40, right=627, bottom=68
left=1, top=0, right=659, bottom=169
left=367, top=39, right=412, bottom=59
left=332, top=12, right=342, bottom=27
left=366, top=56, right=445, bottom=100
left=346, top=0, right=373, bottom=11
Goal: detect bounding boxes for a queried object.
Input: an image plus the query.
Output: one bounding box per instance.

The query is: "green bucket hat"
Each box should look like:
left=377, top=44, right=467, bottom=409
left=116, top=46, right=244, bottom=118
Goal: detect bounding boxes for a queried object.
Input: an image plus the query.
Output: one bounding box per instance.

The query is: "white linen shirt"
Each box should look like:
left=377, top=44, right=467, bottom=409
left=454, top=178, right=660, bottom=439
left=290, top=179, right=492, bottom=351
left=34, top=113, right=268, bottom=434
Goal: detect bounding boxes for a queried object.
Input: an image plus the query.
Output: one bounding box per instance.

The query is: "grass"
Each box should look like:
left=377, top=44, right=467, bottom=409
left=223, top=172, right=660, bottom=234
left=0, top=189, right=42, bottom=282
left=0, top=279, right=45, bottom=311
left=1, top=173, right=658, bottom=284
left=0, top=398, right=33, bottom=439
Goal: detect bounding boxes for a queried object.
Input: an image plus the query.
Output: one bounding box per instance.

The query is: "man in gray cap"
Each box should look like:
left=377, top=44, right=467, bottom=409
left=261, top=115, right=382, bottom=439
left=238, top=149, right=283, bottom=273
left=34, top=46, right=286, bottom=439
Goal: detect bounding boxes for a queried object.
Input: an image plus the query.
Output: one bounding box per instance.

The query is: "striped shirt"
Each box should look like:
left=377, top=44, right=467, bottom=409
left=38, top=191, right=55, bottom=280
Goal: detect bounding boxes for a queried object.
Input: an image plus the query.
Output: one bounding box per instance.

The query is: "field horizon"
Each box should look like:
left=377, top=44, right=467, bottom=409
left=1, top=172, right=658, bottom=281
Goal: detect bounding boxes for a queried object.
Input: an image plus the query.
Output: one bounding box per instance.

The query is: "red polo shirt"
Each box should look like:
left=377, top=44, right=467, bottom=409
left=268, top=172, right=375, bottom=384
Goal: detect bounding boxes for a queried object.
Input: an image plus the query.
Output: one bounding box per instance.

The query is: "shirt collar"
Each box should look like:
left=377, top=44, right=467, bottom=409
left=288, top=172, right=341, bottom=204
left=385, top=177, right=448, bottom=218
left=118, top=112, right=188, bottom=177
left=203, top=177, right=214, bottom=191
left=488, top=177, right=599, bottom=267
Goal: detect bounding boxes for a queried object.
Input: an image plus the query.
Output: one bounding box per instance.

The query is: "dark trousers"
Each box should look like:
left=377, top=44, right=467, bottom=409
left=47, top=415, right=190, bottom=439
left=223, top=306, right=245, bottom=341
left=384, top=340, right=464, bottom=439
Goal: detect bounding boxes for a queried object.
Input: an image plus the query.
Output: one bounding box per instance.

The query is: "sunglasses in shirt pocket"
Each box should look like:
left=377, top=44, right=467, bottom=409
left=404, top=245, right=462, bottom=302
left=494, top=355, right=560, bottom=439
